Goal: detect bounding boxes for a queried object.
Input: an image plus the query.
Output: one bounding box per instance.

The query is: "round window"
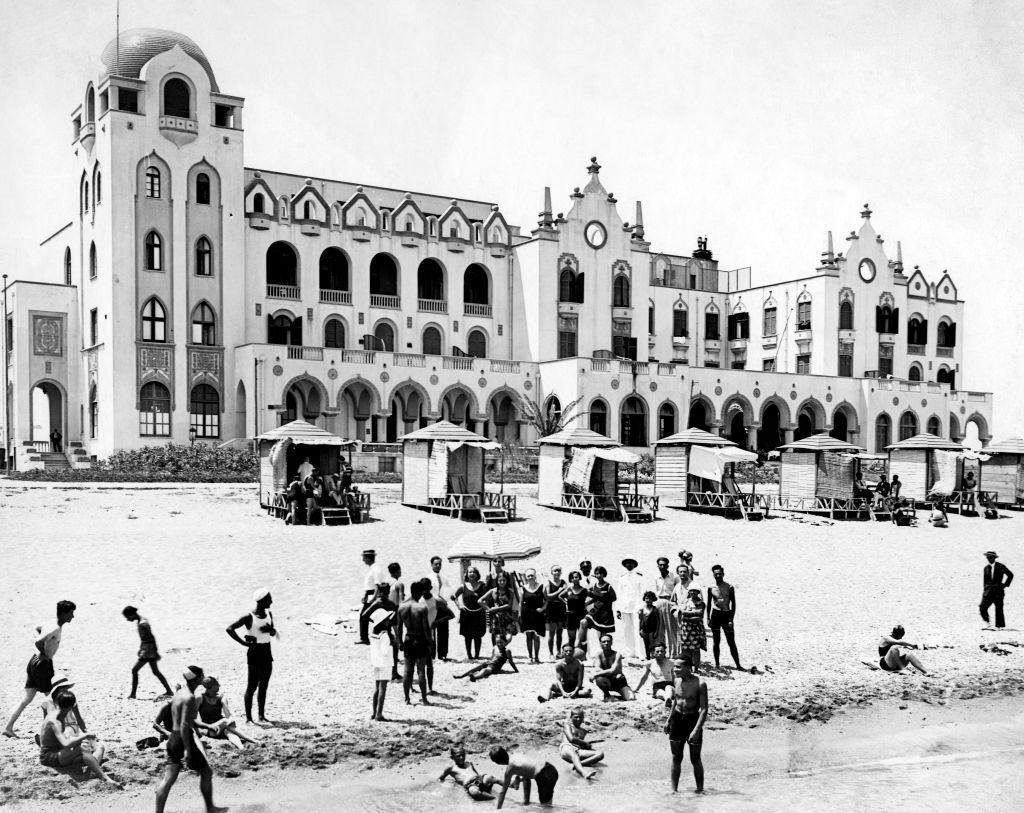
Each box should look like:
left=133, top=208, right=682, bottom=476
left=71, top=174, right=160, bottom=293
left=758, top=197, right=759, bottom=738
left=858, top=258, right=876, bottom=282
left=585, top=221, right=607, bottom=249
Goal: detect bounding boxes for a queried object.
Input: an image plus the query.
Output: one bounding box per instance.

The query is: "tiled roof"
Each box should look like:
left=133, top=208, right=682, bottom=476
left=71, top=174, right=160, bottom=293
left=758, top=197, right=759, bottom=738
left=101, top=29, right=219, bottom=92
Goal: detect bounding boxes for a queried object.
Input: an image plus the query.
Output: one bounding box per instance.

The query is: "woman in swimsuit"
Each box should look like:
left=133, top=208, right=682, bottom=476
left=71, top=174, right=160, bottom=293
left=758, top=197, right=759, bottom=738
left=876, top=625, right=927, bottom=674
left=195, top=677, right=260, bottom=750
left=638, top=591, right=661, bottom=659
left=38, top=693, right=120, bottom=786
left=454, top=567, right=488, bottom=660
left=558, top=708, right=604, bottom=779
left=483, top=572, right=519, bottom=644
left=675, top=586, right=707, bottom=670
left=543, top=566, right=569, bottom=660
left=564, top=572, right=589, bottom=651
left=519, top=569, right=547, bottom=664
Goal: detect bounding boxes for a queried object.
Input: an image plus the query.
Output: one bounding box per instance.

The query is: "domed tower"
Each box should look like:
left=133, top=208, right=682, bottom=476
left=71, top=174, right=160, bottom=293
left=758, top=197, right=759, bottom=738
left=70, top=29, right=245, bottom=455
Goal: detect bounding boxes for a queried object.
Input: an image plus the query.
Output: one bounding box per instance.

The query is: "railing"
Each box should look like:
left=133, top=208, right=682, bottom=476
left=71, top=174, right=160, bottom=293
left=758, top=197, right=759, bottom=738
left=618, top=360, right=649, bottom=375
left=968, top=392, right=988, bottom=402
left=464, top=303, right=492, bottom=317
left=319, top=289, right=352, bottom=305
left=418, top=298, right=447, bottom=313
left=287, top=346, right=323, bottom=361
left=937, top=346, right=955, bottom=357
left=876, top=380, right=894, bottom=390
left=158, top=115, right=198, bottom=134
left=30, top=440, right=52, bottom=453
left=370, top=294, right=400, bottom=308
left=267, top=284, right=300, bottom=299
left=393, top=352, right=426, bottom=367
left=657, top=363, right=675, bottom=375
left=591, top=358, right=610, bottom=372
left=796, top=321, right=812, bottom=331
left=927, top=383, right=944, bottom=393
left=443, top=355, right=475, bottom=371
left=907, top=344, right=925, bottom=355
left=489, top=359, right=520, bottom=373
left=341, top=349, right=375, bottom=364
left=672, top=333, right=690, bottom=342
left=898, top=381, right=921, bottom=392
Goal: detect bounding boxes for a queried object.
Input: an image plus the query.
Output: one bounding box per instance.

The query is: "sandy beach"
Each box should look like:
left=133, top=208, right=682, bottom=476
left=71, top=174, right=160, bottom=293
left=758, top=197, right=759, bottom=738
left=0, top=482, right=1022, bottom=810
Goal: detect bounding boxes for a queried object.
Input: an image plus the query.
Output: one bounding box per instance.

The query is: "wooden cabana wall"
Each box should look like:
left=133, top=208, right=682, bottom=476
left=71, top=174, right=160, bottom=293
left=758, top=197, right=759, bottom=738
left=779, top=452, right=817, bottom=502
left=981, top=439, right=1024, bottom=506
left=886, top=433, right=963, bottom=502
left=653, top=428, right=736, bottom=505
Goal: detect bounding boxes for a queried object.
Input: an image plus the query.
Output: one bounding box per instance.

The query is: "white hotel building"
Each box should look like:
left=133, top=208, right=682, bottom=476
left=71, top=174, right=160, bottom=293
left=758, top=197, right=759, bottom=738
left=0, top=29, right=994, bottom=469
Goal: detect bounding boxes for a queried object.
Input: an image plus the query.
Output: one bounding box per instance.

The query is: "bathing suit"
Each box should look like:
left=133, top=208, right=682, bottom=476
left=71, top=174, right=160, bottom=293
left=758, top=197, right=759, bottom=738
left=668, top=711, right=703, bottom=757
left=878, top=642, right=899, bottom=671
left=136, top=618, right=159, bottom=661
left=25, top=653, right=54, bottom=692
left=533, top=762, right=559, bottom=803
left=38, top=721, right=64, bottom=768
left=166, top=729, right=209, bottom=772
left=198, top=698, right=226, bottom=725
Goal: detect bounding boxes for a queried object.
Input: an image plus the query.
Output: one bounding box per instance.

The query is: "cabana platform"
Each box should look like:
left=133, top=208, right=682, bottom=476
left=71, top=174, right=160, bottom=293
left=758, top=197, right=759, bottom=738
left=774, top=434, right=870, bottom=521
left=654, top=428, right=762, bottom=520
left=258, top=420, right=369, bottom=525
left=538, top=428, right=657, bottom=522
left=400, top=421, right=515, bottom=522
left=983, top=438, right=1024, bottom=509
left=886, top=433, right=993, bottom=514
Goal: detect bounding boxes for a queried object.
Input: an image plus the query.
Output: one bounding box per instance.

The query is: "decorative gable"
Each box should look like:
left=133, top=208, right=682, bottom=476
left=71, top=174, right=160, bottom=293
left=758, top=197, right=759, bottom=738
left=483, top=206, right=509, bottom=245
left=244, top=177, right=277, bottom=217
left=439, top=201, right=470, bottom=240
left=392, top=196, right=426, bottom=234
left=291, top=181, right=330, bottom=223
left=936, top=272, right=957, bottom=302
left=341, top=188, right=380, bottom=229
left=907, top=267, right=928, bottom=299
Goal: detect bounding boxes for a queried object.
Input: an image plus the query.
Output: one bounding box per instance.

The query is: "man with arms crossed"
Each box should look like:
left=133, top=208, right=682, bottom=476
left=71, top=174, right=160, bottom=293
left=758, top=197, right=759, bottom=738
left=398, top=580, right=432, bottom=705
left=538, top=643, right=593, bottom=702
left=707, top=565, right=743, bottom=670
left=666, top=658, right=708, bottom=793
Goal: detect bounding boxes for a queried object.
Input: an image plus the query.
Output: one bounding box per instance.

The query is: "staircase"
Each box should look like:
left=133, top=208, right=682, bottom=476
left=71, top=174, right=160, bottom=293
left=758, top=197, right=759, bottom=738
left=39, top=452, right=71, bottom=471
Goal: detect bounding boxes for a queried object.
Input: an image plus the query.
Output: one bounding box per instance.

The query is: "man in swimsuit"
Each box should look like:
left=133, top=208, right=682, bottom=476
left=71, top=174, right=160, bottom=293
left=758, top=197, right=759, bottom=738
left=666, top=658, right=708, bottom=793
left=454, top=636, right=519, bottom=681
left=439, top=744, right=501, bottom=800
left=706, top=565, right=743, bottom=670
left=398, top=580, right=432, bottom=704
left=5, top=599, right=76, bottom=738
left=875, top=626, right=927, bottom=674
left=590, top=634, right=635, bottom=701
left=559, top=707, right=604, bottom=779
left=155, top=666, right=227, bottom=813
left=123, top=606, right=173, bottom=699
left=633, top=642, right=675, bottom=701
left=490, top=745, right=559, bottom=808
left=538, top=643, right=592, bottom=702
left=226, top=588, right=278, bottom=724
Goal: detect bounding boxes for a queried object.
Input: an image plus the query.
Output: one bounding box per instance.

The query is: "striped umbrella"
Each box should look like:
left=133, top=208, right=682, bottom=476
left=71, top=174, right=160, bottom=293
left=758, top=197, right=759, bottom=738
left=447, top=527, right=541, bottom=563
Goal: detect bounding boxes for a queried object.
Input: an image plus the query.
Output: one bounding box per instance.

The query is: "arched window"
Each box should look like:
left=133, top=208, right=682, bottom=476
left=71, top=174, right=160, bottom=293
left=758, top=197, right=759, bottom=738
left=145, top=167, right=161, bottom=198
left=140, top=382, right=172, bottom=436
left=195, top=237, right=213, bottom=276
left=473, top=224, right=482, bottom=243
left=303, top=200, right=313, bottom=219
left=89, top=242, right=97, bottom=278
left=937, top=320, right=956, bottom=348
left=417, top=259, right=445, bottom=301
left=324, top=318, right=346, bottom=348
left=268, top=314, right=301, bottom=345
left=927, top=416, right=941, bottom=436
left=381, top=211, right=390, bottom=231
left=422, top=325, right=442, bottom=355
left=369, top=254, right=398, bottom=296
left=899, top=411, right=918, bottom=442
left=89, top=385, right=98, bottom=439
left=467, top=329, right=487, bottom=358
left=464, top=264, right=489, bottom=305
left=875, top=413, right=891, bottom=453
left=589, top=399, right=608, bottom=435
left=658, top=403, right=676, bottom=439
left=612, top=274, right=631, bottom=307
left=279, top=196, right=290, bottom=219
left=319, top=248, right=349, bottom=291
left=86, top=87, right=95, bottom=122
left=83, top=181, right=89, bottom=212
left=908, top=316, right=928, bottom=345
left=266, top=241, right=298, bottom=287
left=189, top=384, right=220, bottom=438
left=145, top=231, right=163, bottom=271
left=94, top=171, right=101, bottom=206
left=673, top=306, right=688, bottom=338
left=373, top=322, right=395, bottom=352
left=908, top=363, right=922, bottom=382
left=141, top=298, right=167, bottom=342
left=620, top=395, right=647, bottom=446
left=63, top=248, right=72, bottom=286
left=253, top=193, right=265, bottom=214
left=839, top=300, right=853, bottom=330
left=559, top=269, right=575, bottom=302
left=191, top=302, right=216, bottom=346
left=163, top=78, right=191, bottom=118
left=195, top=173, right=210, bottom=205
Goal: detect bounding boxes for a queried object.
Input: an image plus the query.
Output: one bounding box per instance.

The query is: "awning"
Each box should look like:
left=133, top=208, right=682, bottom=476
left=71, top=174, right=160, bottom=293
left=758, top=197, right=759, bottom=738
left=257, top=419, right=352, bottom=446
left=446, top=440, right=502, bottom=452
left=590, top=447, right=641, bottom=464
left=689, top=444, right=758, bottom=481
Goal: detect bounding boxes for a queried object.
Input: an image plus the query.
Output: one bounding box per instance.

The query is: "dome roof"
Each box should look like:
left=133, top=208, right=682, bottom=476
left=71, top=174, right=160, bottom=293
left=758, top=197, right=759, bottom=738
left=100, top=28, right=219, bottom=92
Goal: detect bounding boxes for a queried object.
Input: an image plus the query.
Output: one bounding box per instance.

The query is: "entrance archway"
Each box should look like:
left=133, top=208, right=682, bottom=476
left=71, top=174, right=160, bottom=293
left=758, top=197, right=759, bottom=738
left=831, top=411, right=848, bottom=443
left=687, top=398, right=712, bottom=432
left=728, top=411, right=746, bottom=448
left=31, top=382, right=65, bottom=451
left=758, top=403, right=782, bottom=451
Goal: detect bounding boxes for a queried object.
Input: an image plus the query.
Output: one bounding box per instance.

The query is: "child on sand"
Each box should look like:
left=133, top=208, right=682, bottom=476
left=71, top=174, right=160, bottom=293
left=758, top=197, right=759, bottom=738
left=490, top=746, right=559, bottom=809
left=195, top=677, right=260, bottom=750
left=122, top=606, right=173, bottom=699
left=439, top=744, right=503, bottom=801
left=454, top=636, right=519, bottom=682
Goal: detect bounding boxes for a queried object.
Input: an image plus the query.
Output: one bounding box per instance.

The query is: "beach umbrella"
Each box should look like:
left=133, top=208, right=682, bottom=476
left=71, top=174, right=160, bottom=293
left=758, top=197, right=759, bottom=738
left=446, top=527, right=541, bottom=563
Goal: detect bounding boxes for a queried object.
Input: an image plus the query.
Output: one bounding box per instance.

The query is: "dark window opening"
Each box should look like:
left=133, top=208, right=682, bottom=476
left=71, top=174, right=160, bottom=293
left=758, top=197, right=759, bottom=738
left=268, top=315, right=301, bottom=346
left=118, top=88, right=138, bottom=113
left=467, top=329, right=486, bottom=358
left=145, top=231, right=162, bottom=271
left=422, top=326, right=442, bottom=355
left=464, top=264, right=490, bottom=304
left=190, top=384, right=220, bottom=438
left=373, top=322, right=395, bottom=351
left=253, top=193, right=265, bottom=214
left=195, top=237, right=213, bottom=276
left=796, top=354, right=811, bottom=374
left=163, top=78, right=191, bottom=118
left=370, top=254, right=398, bottom=296
left=839, top=300, right=854, bottom=330
left=266, top=241, right=298, bottom=287
left=727, top=312, right=750, bottom=340
left=673, top=309, right=688, bottom=337
left=589, top=400, right=607, bottom=435
left=196, top=173, right=210, bottom=205
left=558, top=315, right=577, bottom=359
left=325, top=319, right=346, bottom=349
left=612, top=275, right=631, bottom=307
left=704, top=312, right=720, bottom=341
left=620, top=396, right=647, bottom=446
left=214, top=104, right=233, bottom=127
left=89, top=309, right=98, bottom=345
left=319, top=248, right=349, bottom=291
left=417, top=259, right=445, bottom=300
left=140, top=382, right=171, bottom=437
left=145, top=167, right=161, bottom=198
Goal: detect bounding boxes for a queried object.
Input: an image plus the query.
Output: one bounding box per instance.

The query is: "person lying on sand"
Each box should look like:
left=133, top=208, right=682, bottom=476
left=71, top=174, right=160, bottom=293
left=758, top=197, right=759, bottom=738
left=454, top=636, right=519, bottom=682
left=559, top=708, right=604, bottom=779
left=195, top=677, right=260, bottom=750
left=870, top=626, right=928, bottom=674
left=633, top=642, right=675, bottom=701
left=438, top=744, right=503, bottom=801
left=538, top=644, right=592, bottom=702
left=490, top=746, right=559, bottom=809
left=38, top=692, right=121, bottom=787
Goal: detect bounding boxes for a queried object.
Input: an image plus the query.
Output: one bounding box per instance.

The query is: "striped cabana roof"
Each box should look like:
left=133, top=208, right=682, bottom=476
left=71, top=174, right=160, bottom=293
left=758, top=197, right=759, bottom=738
left=399, top=420, right=492, bottom=444
left=257, top=419, right=351, bottom=446
left=778, top=433, right=862, bottom=453
left=985, top=438, right=1024, bottom=455
left=886, top=433, right=963, bottom=451
left=538, top=427, right=622, bottom=447
left=653, top=428, right=738, bottom=447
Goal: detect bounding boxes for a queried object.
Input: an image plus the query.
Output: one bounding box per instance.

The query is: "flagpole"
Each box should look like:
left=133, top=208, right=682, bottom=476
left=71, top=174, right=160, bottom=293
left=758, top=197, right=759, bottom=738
left=116, top=0, right=120, bottom=75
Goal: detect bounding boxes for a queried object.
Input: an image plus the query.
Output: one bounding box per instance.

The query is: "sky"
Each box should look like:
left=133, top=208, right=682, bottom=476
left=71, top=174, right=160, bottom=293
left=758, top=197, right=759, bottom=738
left=2, top=0, right=1022, bottom=437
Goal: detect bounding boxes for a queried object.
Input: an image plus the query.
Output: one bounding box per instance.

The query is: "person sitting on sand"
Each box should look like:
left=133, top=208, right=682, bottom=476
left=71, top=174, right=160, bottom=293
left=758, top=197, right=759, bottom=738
left=454, top=636, right=519, bottom=682
left=892, top=497, right=917, bottom=526
left=538, top=643, right=592, bottom=702
left=122, top=606, right=173, bottom=699
left=633, top=642, right=675, bottom=700
left=439, top=744, right=503, bottom=801
left=490, top=745, right=559, bottom=809
left=875, top=626, right=928, bottom=674
left=559, top=708, right=604, bottom=779
left=38, top=692, right=121, bottom=787
left=590, top=634, right=635, bottom=701
left=929, top=501, right=949, bottom=528
left=195, top=677, right=259, bottom=750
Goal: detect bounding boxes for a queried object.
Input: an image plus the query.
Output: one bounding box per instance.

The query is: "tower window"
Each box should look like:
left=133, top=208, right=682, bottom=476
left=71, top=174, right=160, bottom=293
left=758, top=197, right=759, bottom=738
left=163, top=78, right=191, bottom=118
left=144, top=231, right=163, bottom=271
left=145, top=167, right=161, bottom=198
left=118, top=88, right=138, bottom=113
left=195, top=237, right=213, bottom=276
left=214, top=104, right=233, bottom=127
left=141, top=298, right=167, bottom=342
left=253, top=193, right=265, bottom=214
left=195, top=173, right=210, bottom=205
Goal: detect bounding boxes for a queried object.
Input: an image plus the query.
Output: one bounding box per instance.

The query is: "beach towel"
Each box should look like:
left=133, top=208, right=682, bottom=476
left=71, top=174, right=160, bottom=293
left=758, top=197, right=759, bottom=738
left=930, top=450, right=959, bottom=496
left=565, top=449, right=596, bottom=491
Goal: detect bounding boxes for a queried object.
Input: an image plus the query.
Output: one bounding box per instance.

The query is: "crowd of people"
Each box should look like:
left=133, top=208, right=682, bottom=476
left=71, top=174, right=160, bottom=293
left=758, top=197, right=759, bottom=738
left=282, top=457, right=365, bottom=525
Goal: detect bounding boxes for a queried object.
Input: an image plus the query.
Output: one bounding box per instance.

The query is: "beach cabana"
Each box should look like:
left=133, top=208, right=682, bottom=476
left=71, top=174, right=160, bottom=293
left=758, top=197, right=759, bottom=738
left=776, top=433, right=868, bottom=520
left=982, top=438, right=1024, bottom=508
left=257, top=420, right=367, bottom=524
left=886, top=433, right=964, bottom=504
left=537, top=427, right=657, bottom=521
left=400, top=421, right=514, bottom=522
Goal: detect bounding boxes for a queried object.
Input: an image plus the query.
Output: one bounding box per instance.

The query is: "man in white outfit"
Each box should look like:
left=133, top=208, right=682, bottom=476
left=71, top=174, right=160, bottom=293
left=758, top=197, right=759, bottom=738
left=616, top=558, right=644, bottom=660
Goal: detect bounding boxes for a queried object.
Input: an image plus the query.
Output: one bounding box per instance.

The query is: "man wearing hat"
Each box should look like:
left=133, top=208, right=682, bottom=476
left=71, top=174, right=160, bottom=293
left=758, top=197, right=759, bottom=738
left=359, top=549, right=388, bottom=644
left=981, top=551, right=1014, bottom=629
left=616, top=558, right=644, bottom=660
left=226, top=589, right=277, bottom=724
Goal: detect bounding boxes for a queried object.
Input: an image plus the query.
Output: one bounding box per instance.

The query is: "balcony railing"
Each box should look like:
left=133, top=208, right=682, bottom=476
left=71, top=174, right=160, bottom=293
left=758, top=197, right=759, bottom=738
left=370, top=294, right=400, bottom=308
left=418, top=298, right=447, bottom=314
left=489, top=359, right=520, bottom=373
left=907, top=344, right=925, bottom=355
left=443, top=355, right=475, bottom=371
left=158, top=115, right=198, bottom=134
left=341, top=349, right=376, bottom=364
left=465, top=302, right=492, bottom=317
left=319, top=289, right=352, bottom=305
left=591, top=358, right=610, bottom=372
left=287, top=346, right=323, bottom=361
left=267, top=284, right=300, bottom=299
left=968, top=392, right=988, bottom=402
left=657, top=363, right=676, bottom=375
left=393, top=352, right=426, bottom=367
left=937, top=346, right=955, bottom=357
left=618, top=360, right=649, bottom=375
left=898, top=381, right=921, bottom=392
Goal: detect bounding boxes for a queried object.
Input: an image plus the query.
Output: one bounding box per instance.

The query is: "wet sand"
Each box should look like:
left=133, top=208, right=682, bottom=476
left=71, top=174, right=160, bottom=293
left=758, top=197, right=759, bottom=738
left=0, top=482, right=1022, bottom=808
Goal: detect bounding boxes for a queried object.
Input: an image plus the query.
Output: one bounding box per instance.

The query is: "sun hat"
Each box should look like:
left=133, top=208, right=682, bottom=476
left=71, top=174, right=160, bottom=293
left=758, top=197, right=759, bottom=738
left=621, top=558, right=638, bottom=569
left=363, top=549, right=376, bottom=556
left=253, top=587, right=271, bottom=602
left=985, top=551, right=998, bottom=557
left=49, top=675, right=75, bottom=695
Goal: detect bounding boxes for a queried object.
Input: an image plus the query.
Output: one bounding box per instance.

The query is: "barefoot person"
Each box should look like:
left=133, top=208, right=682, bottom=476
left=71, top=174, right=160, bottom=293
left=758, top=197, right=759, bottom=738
left=368, top=608, right=395, bottom=721
left=876, top=625, right=928, bottom=674
left=454, top=636, right=519, bottom=682
left=123, top=606, right=173, bottom=699
left=38, top=692, right=120, bottom=787
left=195, top=677, right=260, bottom=750
left=538, top=643, right=592, bottom=702
left=399, top=580, right=432, bottom=705
left=226, top=588, right=278, bottom=724
left=666, top=658, right=708, bottom=793
left=559, top=708, right=604, bottom=779
left=633, top=642, right=675, bottom=700
left=490, top=746, right=560, bottom=809
left=590, top=634, right=635, bottom=701
left=707, top=565, right=743, bottom=670
left=5, top=600, right=76, bottom=738
left=155, top=666, right=227, bottom=813
left=439, top=744, right=501, bottom=801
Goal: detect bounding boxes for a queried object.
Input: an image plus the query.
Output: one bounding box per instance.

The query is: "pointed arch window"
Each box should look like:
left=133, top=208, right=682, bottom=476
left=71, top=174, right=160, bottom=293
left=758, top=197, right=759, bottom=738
left=145, top=167, right=161, bottom=198
left=94, top=171, right=102, bottom=206
left=145, top=231, right=163, bottom=271
left=899, top=411, right=918, bottom=441
left=195, top=172, right=210, bottom=205
left=191, top=302, right=216, bottom=346
left=195, top=237, right=213, bottom=276
left=189, top=384, right=220, bottom=438
left=927, top=416, right=941, bottom=436
left=875, top=413, right=891, bottom=453
left=839, top=300, right=853, bottom=330
left=63, top=248, right=72, bottom=286
left=89, top=385, right=98, bottom=439
left=83, top=182, right=90, bottom=212
left=89, top=243, right=97, bottom=279
left=141, top=298, right=167, bottom=342
left=139, top=382, right=171, bottom=436
left=612, top=274, right=631, bottom=307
